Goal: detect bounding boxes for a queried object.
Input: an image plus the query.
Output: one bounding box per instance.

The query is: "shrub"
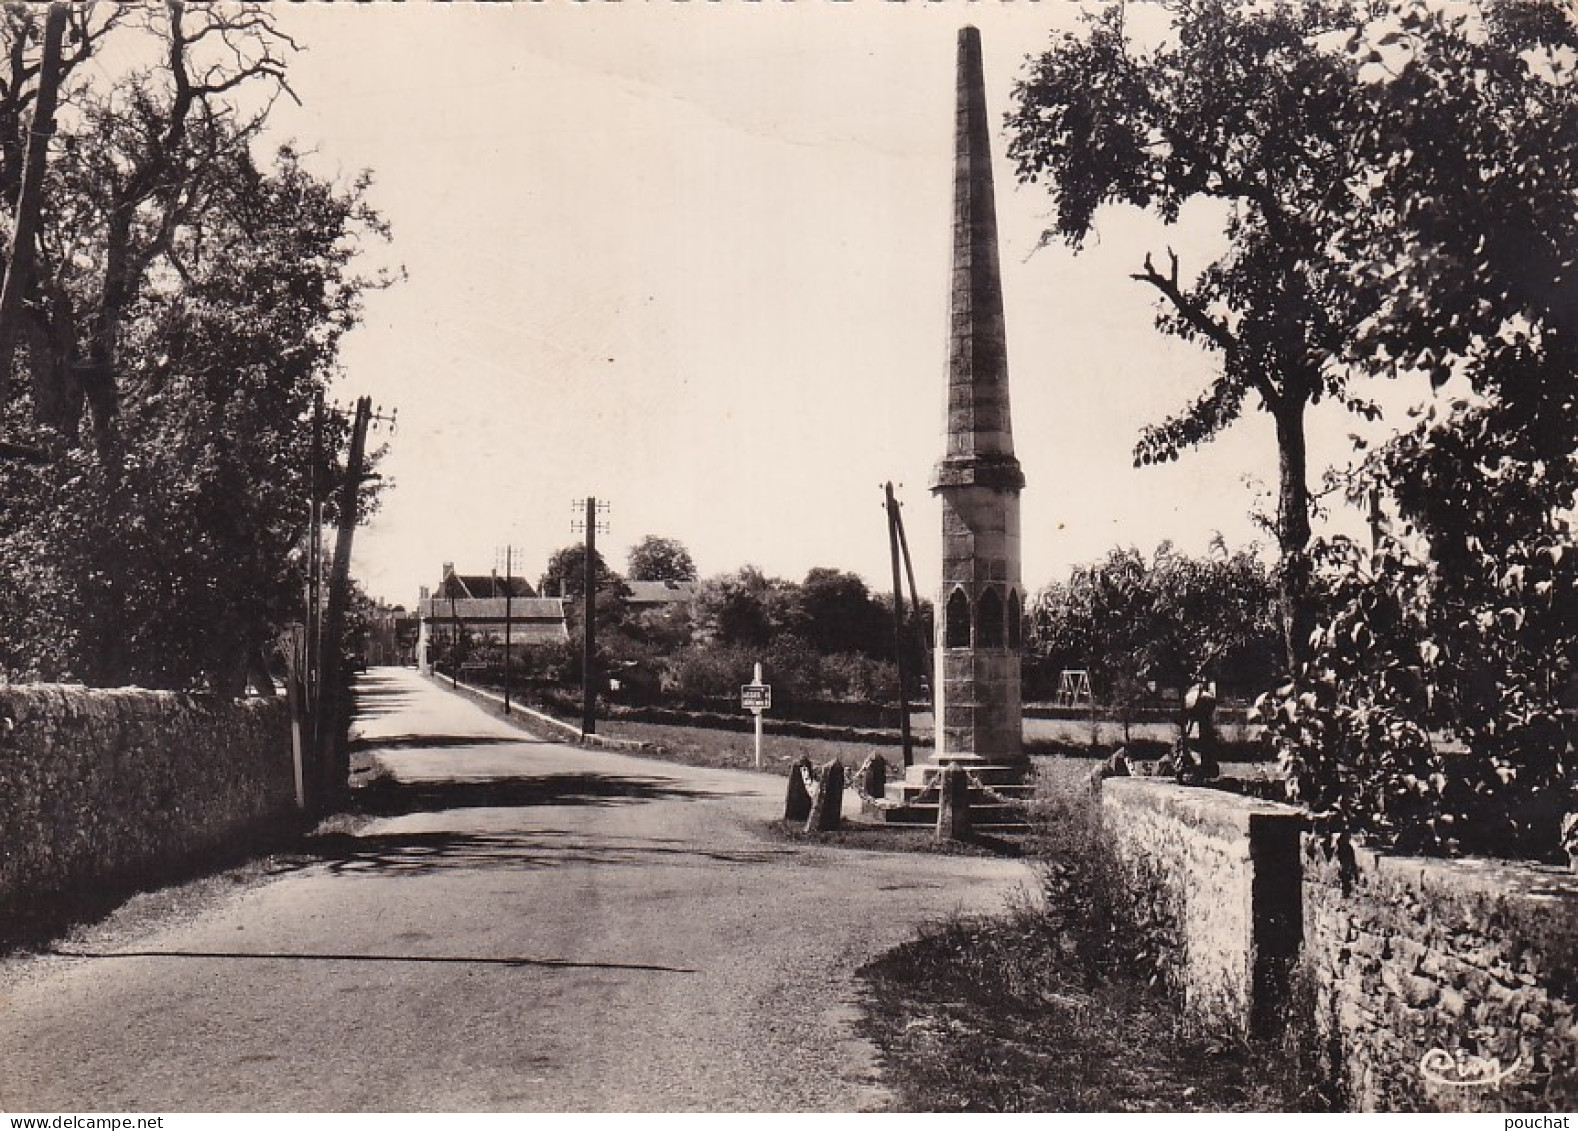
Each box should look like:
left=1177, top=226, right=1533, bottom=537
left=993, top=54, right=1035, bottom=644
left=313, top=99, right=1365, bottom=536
left=1258, top=534, right=1577, bottom=859
left=817, top=651, right=901, bottom=704
left=669, top=642, right=755, bottom=701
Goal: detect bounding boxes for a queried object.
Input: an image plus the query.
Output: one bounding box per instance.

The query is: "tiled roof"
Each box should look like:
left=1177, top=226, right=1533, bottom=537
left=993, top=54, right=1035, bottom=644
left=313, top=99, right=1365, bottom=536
left=439, top=572, right=536, bottom=599
left=475, top=621, right=568, bottom=645
left=421, top=597, right=568, bottom=644
left=625, top=580, right=697, bottom=606
left=421, top=597, right=565, bottom=621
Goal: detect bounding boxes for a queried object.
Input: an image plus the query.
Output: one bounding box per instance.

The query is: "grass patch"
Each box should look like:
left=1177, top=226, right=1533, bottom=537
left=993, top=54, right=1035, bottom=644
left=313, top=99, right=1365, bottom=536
left=855, top=758, right=1321, bottom=1112
left=589, top=716, right=907, bottom=777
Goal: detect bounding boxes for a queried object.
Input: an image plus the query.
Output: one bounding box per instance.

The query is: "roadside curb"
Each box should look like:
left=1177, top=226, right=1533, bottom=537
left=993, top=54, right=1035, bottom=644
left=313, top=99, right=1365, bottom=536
left=422, top=672, right=662, bottom=755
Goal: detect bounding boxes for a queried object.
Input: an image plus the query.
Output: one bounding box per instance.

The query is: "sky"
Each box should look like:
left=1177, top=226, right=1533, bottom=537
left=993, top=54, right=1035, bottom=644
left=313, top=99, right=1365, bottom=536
left=255, top=1, right=1400, bottom=608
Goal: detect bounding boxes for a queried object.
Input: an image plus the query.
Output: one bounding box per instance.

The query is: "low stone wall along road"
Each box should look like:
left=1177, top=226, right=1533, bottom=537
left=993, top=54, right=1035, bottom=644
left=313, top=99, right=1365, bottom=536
left=0, top=667, right=1030, bottom=1112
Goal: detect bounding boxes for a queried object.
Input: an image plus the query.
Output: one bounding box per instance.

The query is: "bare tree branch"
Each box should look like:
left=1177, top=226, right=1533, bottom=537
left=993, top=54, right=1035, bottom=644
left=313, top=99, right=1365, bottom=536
left=1131, top=247, right=1288, bottom=413
left=1130, top=247, right=1236, bottom=352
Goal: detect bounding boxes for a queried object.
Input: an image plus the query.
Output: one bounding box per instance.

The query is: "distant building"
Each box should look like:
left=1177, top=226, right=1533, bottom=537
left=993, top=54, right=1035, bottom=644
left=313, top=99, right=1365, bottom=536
left=419, top=596, right=569, bottom=646
left=359, top=602, right=418, bottom=666
left=417, top=563, right=567, bottom=672
left=436, top=562, right=536, bottom=600
left=623, top=579, right=697, bottom=611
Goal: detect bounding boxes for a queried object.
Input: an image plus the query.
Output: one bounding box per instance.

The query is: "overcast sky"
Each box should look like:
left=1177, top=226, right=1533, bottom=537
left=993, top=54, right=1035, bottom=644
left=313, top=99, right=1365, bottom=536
left=259, top=2, right=1397, bottom=607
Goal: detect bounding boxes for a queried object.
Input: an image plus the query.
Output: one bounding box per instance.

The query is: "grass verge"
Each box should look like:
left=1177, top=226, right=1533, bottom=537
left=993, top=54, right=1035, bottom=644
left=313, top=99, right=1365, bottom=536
left=854, top=761, right=1322, bottom=1112
left=592, top=716, right=898, bottom=775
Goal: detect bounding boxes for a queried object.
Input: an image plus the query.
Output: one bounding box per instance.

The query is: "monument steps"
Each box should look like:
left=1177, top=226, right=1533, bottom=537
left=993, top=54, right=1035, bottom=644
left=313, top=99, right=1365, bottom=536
left=862, top=761, right=1035, bottom=833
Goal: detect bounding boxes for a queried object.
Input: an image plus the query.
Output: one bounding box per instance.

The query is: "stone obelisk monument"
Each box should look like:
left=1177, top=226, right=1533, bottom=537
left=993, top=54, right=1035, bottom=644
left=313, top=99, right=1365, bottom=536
left=930, top=25, right=1026, bottom=770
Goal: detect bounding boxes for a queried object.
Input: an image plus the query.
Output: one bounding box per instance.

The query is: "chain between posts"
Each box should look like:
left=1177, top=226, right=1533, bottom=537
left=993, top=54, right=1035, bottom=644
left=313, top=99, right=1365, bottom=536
left=845, top=752, right=942, bottom=811
left=800, top=754, right=1024, bottom=813
left=964, top=771, right=1029, bottom=809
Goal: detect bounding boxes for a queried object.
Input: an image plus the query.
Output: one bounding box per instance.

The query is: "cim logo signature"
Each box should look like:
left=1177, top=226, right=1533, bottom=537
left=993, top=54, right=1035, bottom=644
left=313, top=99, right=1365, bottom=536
left=1419, top=1047, right=1523, bottom=1089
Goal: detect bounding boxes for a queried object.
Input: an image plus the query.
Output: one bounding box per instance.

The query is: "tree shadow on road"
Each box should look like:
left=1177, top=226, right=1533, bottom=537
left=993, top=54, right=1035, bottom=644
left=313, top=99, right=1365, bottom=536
left=348, top=733, right=524, bottom=753
left=349, top=674, right=424, bottom=718
left=350, top=770, right=743, bottom=817
left=349, top=689, right=417, bottom=721
left=250, top=770, right=788, bottom=879
left=267, top=825, right=791, bottom=880
left=49, top=946, right=697, bottom=974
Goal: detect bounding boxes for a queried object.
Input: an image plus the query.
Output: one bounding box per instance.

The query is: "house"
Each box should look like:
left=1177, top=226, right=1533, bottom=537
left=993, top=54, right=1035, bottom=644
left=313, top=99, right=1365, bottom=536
left=416, top=563, right=567, bottom=672
left=419, top=596, right=569, bottom=647
left=436, top=562, right=536, bottom=600
left=358, top=601, right=420, bottom=666
left=622, top=579, right=697, bottom=611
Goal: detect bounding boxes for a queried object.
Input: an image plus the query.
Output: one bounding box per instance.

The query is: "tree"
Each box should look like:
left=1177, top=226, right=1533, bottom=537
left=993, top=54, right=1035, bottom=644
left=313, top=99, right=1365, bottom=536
left=539, top=544, right=620, bottom=600
left=794, top=567, right=889, bottom=659
left=1339, top=1, right=1578, bottom=407
left=1008, top=0, right=1386, bottom=667
left=1028, top=541, right=1280, bottom=710
left=39, top=5, right=301, bottom=452
left=625, top=535, right=697, bottom=583
left=0, top=147, right=390, bottom=692
left=0, top=4, right=120, bottom=451
left=1253, top=1, right=1578, bottom=858
left=0, top=3, right=66, bottom=415
left=1259, top=521, right=1578, bottom=859
left=689, top=566, right=801, bottom=650
left=0, top=8, right=394, bottom=691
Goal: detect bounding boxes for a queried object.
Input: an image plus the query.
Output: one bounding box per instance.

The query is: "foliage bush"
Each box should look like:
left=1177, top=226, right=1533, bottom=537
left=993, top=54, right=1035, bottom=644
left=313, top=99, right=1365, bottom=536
left=669, top=642, right=756, bottom=701
left=1259, top=529, right=1578, bottom=860
left=0, top=9, right=391, bottom=693
left=816, top=651, right=901, bottom=704
left=667, top=636, right=902, bottom=708
left=1027, top=540, right=1281, bottom=706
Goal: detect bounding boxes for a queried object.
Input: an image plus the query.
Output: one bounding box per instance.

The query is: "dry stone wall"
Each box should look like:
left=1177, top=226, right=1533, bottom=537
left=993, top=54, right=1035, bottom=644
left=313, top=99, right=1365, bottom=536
left=0, top=686, right=295, bottom=912
left=1099, top=778, right=1304, bottom=1037
left=1100, top=778, right=1578, bottom=1111
left=1302, top=840, right=1578, bottom=1111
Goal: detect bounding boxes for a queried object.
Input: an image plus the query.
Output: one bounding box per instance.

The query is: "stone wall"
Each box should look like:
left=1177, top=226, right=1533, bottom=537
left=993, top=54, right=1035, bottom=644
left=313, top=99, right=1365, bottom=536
left=1099, top=778, right=1304, bottom=1037
left=0, top=685, right=296, bottom=912
left=1099, top=777, right=1578, bottom=1111
left=1302, top=840, right=1578, bottom=1111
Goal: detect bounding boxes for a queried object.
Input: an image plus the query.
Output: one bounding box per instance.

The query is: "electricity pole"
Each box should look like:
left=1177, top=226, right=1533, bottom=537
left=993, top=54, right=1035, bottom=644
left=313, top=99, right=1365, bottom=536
left=317, top=397, right=371, bottom=809
left=892, top=485, right=931, bottom=704
left=503, top=545, right=513, bottom=714
left=572, top=497, right=609, bottom=735
left=885, top=483, right=915, bottom=768
left=450, top=589, right=460, bottom=689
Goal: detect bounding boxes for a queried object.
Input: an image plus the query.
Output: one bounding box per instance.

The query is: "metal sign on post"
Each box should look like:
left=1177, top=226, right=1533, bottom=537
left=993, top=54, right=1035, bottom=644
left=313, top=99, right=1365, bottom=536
left=740, top=684, right=771, bottom=711
left=741, top=662, right=771, bottom=769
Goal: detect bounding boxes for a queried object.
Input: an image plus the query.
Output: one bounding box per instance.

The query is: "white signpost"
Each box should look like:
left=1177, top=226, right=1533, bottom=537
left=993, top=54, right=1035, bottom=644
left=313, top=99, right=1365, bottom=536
left=741, top=662, right=771, bottom=769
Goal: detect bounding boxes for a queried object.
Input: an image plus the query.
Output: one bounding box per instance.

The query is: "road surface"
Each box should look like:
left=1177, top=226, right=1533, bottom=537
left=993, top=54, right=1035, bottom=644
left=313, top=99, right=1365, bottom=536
left=0, top=667, right=1030, bottom=1112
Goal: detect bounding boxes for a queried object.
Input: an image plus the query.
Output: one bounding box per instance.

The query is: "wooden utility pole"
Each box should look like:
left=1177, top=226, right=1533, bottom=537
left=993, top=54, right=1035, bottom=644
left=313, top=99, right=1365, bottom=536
left=581, top=497, right=598, bottom=735
left=884, top=483, right=915, bottom=768
left=450, top=590, right=460, bottom=688
left=891, top=486, right=932, bottom=703
left=503, top=545, right=513, bottom=715
left=317, top=396, right=372, bottom=809
left=571, top=497, right=609, bottom=735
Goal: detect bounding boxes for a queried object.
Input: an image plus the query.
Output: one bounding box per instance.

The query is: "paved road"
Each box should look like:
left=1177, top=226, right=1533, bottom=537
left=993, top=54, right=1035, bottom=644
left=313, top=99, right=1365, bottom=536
left=0, top=668, right=1030, bottom=1112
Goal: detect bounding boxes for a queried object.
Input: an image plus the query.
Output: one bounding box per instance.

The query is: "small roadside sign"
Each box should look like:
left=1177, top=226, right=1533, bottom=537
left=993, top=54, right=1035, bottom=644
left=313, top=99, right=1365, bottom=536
left=745, top=662, right=769, bottom=770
